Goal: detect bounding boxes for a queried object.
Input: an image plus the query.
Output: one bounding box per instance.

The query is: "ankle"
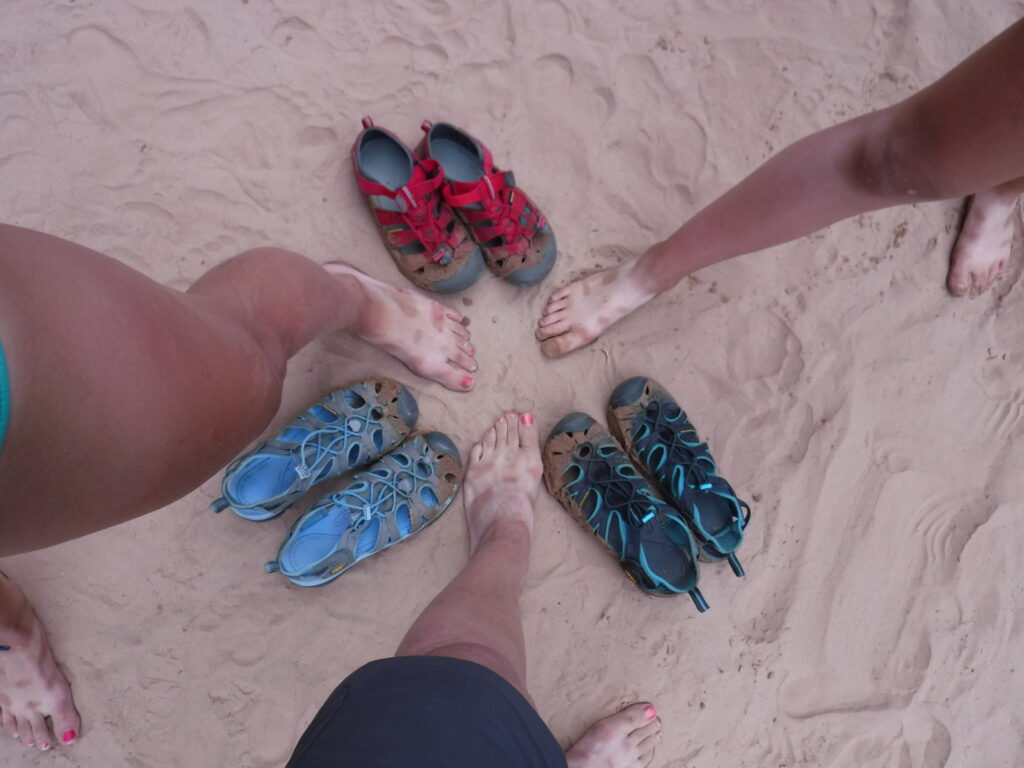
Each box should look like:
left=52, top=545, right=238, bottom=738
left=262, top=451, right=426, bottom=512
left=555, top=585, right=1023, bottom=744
left=634, top=241, right=682, bottom=295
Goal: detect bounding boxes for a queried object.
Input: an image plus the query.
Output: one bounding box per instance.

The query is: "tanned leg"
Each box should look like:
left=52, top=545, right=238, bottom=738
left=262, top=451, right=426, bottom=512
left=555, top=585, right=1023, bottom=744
left=0, top=226, right=477, bottom=750
left=538, top=18, right=1024, bottom=356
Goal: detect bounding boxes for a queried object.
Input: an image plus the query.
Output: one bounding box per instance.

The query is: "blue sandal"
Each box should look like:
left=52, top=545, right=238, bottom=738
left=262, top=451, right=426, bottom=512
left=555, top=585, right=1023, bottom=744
left=608, top=377, right=751, bottom=577
left=264, top=432, right=463, bottom=586
left=211, top=379, right=418, bottom=521
left=543, top=413, right=708, bottom=611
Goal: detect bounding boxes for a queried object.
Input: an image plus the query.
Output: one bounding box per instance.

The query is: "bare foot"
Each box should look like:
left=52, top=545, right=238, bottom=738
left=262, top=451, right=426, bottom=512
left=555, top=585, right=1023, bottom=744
left=463, top=411, right=542, bottom=550
left=947, top=189, right=1020, bottom=296
left=324, top=261, right=478, bottom=391
left=566, top=702, right=663, bottom=768
left=0, top=575, right=80, bottom=752
left=536, top=257, right=658, bottom=358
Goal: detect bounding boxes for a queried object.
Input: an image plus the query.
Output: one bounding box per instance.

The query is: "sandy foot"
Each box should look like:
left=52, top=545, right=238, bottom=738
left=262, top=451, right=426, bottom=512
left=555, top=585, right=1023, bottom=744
left=324, top=261, right=477, bottom=391
left=463, top=411, right=542, bottom=550
left=566, top=702, right=663, bottom=768
left=536, top=259, right=658, bottom=358
left=0, top=575, right=80, bottom=752
left=947, top=190, right=1020, bottom=296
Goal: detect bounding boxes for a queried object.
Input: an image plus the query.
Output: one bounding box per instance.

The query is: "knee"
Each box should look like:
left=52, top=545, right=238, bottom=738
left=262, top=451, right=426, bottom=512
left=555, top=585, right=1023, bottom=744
left=847, top=107, right=953, bottom=201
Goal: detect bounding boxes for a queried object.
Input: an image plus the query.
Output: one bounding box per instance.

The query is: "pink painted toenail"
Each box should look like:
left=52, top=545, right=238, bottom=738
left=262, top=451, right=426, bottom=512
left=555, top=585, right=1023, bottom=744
left=461, top=377, right=473, bottom=388
left=645, top=706, right=656, bottom=719
left=63, top=730, right=76, bottom=743
left=26, top=740, right=34, bottom=746
left=521, top=413, right=534, bottom=425
left=41, top=743, right=50, bottom=750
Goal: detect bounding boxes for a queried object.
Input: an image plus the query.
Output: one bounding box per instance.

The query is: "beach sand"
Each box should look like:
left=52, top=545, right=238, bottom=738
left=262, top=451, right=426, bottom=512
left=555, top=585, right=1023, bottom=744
left=2, top=1, right=1023, bottom=765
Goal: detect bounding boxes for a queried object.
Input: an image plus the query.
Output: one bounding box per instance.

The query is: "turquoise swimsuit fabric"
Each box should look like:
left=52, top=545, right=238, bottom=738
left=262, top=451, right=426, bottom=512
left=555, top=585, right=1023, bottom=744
left=0, top=338, right=9, bottom=453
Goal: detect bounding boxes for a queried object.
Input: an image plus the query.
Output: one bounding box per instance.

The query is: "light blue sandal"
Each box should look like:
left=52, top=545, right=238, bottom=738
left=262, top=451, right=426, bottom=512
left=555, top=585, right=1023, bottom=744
left=265, top=431, right=463, bottom=586
left=210, top=379, right=418, bottom=521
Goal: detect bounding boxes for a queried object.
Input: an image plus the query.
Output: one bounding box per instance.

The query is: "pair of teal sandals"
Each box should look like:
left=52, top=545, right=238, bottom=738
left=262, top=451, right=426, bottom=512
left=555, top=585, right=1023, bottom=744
left=543, top=377, right=751, bottom=613
left=210, top=378, right=464, bottom=586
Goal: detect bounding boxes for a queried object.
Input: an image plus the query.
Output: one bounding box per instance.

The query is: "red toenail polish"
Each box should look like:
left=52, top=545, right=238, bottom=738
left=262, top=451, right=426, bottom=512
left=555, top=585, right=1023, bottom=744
left=26, top=740, right=33, bottom=746
left=461, top=377, right=473, bottom=388
left=521, top=413, right=534, bottom=425
left=63, top=730, right=76, bottom=743
left=41, top=743, right=50, bottom=750
left=645, top=706, right=656, bottom=719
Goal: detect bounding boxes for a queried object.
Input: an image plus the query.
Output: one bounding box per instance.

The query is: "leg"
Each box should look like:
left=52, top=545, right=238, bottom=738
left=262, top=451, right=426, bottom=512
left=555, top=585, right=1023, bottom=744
left=947, top=175, right=1024, bottom=295
left=0, top=228, right=477, bottom=554
left=395, top=411, right=662, bottom=766
left=538, top=18, right=1024, bottom=355
left=395, top=411, right=541, bottom=695
left=0, top=226, right=476, bottom=751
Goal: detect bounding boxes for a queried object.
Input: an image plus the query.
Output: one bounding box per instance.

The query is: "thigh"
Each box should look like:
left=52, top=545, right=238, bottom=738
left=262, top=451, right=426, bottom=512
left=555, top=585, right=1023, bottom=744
left=0, top=225, right=281, bottom=554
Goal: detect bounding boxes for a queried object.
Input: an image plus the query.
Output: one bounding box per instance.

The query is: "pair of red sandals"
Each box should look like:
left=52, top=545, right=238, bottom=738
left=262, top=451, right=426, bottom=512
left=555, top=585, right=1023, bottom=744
left=351, top=118, right=557, bottom=293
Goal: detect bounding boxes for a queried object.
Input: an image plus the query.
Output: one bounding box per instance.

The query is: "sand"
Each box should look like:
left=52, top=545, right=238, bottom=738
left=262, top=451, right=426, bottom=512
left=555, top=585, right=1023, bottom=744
left=2, top=1, right=1023, bottom=766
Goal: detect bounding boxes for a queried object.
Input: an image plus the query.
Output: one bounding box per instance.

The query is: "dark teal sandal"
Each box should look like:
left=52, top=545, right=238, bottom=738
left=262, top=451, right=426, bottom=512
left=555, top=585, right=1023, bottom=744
left=264, top=432, right=463, bottom=586
left=543, top=412, right=708, bottom=611
left=608, top=377, right=751, bottom=577
left=211, top=379, right=418, bottom=521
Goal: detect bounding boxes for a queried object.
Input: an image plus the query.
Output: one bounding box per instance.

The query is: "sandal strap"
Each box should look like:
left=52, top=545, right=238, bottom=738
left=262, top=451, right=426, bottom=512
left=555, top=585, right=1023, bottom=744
left=358, top=160, right=460, bottom=263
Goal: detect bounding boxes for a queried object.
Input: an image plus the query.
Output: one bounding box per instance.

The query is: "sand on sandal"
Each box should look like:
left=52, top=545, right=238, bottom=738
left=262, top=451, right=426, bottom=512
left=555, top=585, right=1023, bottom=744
left=2, top=2, right=1023, bottom=766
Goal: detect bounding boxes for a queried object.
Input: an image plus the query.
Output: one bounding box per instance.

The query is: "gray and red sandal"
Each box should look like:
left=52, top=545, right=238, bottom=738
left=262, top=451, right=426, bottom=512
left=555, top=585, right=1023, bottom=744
left=352, top=118, right=485, bottom=293
left=416, top=121, right=557, bottom=287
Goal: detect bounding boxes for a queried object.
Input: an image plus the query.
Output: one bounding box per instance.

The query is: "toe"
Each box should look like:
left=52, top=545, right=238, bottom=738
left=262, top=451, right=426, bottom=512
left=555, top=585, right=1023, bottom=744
left=539, top=309, right=567, bottom=327
left=470, top=442, right=484, bottom=465
left=545, top=297, right=569, bottom=314
left=618, top=702, right=656, bottom=731
left=1, top=707, right=15, bottom=738
left=517, top=412, right=539, bottom=451
left=541, top=329, right=590, bottom=358
left=494, top=414, right=509, bottom=446
left=17, top=715, right=33, bottom=746
left=444, top=307, right=465, bottom=324
left=630, top=717, right=661, bottom=744
left=449, top=349, right=478, bottom=373
left=51, top=699, right=79, bottom=746
left=947, top=254, right=973, bottom=297
left=536, top=319, right=570, bottom=340
left=450, top=323, right=471, bottom=341
left=638, top=746, right=656, bottom=767
left=550, top=286, right=571, bottom=302
left=506, top=413, right=520, bottom=447
left=482, top=427, right=497, bottom=455
left=29, top=713, right=50, bottom=751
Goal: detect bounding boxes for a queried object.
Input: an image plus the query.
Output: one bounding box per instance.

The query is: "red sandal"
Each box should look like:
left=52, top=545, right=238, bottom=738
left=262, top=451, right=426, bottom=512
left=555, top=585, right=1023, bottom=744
left=351, top=118, right=485, bottom=293
left=416, top=121, right=557, bottom=287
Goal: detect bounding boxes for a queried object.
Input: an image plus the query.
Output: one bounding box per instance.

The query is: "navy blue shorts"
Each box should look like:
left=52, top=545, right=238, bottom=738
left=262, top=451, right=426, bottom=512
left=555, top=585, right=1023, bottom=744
left=285, top=656, right=567, bottom=768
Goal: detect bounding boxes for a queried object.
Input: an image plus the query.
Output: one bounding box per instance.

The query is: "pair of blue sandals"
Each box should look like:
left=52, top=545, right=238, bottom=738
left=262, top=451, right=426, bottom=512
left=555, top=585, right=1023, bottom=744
left=210, top=378, right=464, bottom=586
left=542, top=377, right=751, bottom=613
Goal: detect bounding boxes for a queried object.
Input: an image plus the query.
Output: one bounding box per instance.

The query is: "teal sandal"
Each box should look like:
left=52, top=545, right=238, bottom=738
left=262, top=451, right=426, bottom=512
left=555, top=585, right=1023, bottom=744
left=211, top=379, right=418, bottom=521
left=543, top=413, right=708, bottom=611
left=608, top=377, right=751, bottom=577
left=265, top=431, right=463, bottom=586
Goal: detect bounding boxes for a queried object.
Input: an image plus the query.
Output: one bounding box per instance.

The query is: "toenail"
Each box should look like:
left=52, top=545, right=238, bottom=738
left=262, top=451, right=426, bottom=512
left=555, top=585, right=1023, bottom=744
left=645, top=706, right=656, bottom=720
left=461, top=377, right=473, bottom=388
left=521, top=413, right=534, bottom=425
left=27, top=740, right=34, bottom=746
left=498, top=415, right=505, bottom=422
left=63, top=730, right=76, bottom=743
left=41, top=743, right=50, bottom=750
